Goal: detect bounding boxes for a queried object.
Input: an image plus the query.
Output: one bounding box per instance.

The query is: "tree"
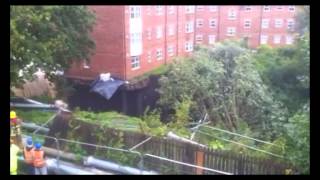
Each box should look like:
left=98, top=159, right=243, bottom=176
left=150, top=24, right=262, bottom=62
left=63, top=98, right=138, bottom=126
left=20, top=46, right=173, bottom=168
left=294, top=6, right=310, bottom=36
left=158, top=40, right=285, bottom=137
left=10, top=6, right=96, bottom=88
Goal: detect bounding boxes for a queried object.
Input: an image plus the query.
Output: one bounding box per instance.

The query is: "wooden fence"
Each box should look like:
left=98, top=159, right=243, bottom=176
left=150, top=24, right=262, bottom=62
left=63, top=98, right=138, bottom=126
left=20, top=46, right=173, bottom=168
left=118, top=131, right=295, bottom=175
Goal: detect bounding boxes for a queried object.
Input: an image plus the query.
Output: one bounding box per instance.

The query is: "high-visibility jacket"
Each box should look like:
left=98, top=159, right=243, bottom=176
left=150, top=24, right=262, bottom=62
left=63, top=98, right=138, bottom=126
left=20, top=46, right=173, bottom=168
left=23, top=148, right=34, bottom=165
left=33, top=150, right=46, bottom=168
left=10, top=144, right=20, bottom=175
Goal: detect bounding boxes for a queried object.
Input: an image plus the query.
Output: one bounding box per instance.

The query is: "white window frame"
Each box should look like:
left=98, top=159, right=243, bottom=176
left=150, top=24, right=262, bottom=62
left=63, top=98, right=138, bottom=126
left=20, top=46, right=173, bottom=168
left=131, top=56, right=140, bottom=70
left=185, top=6, right=195, bottom=14
left=156, top=26, right=162, bottom=39
left=146, top=28, right=152, bottom=40
left=286, top=35, right=294, bottom=45
left=147, top=51, right=152, bottom=63
left=244, top=6, right=252, bottom=11
left=155, top=6, right=163, bottom=15
left=185, top=41, right=193, bottom=52
left=263, top=6, right=271, bottom=12
left=195, top=34, right=203, bottom=44
left=244, top=19, right=251, bottom=29
left=168, top=46, right=174, bottom=57
left=287, top=19, right=295, bottom=30
left=261, top=19, right=269, bottom=29
left=168, top=6, right=175, bottom=14
left=197, top=6, right=204, bottom=11
left=130, top=6, right=141, bottom=19
left=209, top=6, right=217, bottom=12
left=156, top=49, right=163, bottom=60
left=196, top=19, right=204, bottom=28
left=130, top=32, right=142, bottom=45
left=228, top=9, right=237, bottom=20
left=227, top=27, right=236, bottom=36
left=185, top=21, right=194, bottom=33
left=273, top=35, right=281, bottom=44
left=168, top=25, right=175, bottom=36
left=209, top=19, right=217, bottom=28
left=288, top=6, right=295, bottom=12
left=208, top=35, right=216, bottom=45
left=275, top=19, right=283, bottom=28
left=260, top=35, right=268, bottom=45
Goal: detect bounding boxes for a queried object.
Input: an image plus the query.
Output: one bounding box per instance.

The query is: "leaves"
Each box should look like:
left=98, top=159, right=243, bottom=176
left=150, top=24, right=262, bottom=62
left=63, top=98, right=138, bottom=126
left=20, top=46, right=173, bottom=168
left=10, top=6, right=96, bottom=87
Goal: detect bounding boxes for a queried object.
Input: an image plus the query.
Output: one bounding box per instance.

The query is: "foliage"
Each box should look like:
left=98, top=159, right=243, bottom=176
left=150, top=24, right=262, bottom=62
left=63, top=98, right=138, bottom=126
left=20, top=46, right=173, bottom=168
left=283, top=104, right=310, bottom=174
left=158, top=40, right=285, bottom=138
left=15, top=109, right=55, bottom=125
left=294, top=6, right=310, bottom=36
left=10, top=6, right=96, bottom=87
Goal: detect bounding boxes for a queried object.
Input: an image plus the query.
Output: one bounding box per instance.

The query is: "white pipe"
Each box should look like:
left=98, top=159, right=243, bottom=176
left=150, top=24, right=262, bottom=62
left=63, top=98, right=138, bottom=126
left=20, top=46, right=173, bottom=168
left=84, top=156, right=157, bottom=175
left=10, top=103, right=56, bottom=109
left=21, top=122, right=50, bottom=134
left=167, top=131, right=207, bottom=148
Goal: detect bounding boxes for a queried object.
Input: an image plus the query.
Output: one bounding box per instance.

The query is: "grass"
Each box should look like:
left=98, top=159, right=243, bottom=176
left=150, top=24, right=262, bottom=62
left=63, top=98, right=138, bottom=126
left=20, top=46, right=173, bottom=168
left=130, top=64, right=169, bottom=83
left=15, top=109, right=55, bottom=125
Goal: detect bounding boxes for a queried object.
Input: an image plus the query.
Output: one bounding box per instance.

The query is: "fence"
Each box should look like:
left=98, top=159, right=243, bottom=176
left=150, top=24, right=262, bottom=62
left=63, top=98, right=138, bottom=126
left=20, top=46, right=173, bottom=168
left=25, top=119, right=296, bottom=175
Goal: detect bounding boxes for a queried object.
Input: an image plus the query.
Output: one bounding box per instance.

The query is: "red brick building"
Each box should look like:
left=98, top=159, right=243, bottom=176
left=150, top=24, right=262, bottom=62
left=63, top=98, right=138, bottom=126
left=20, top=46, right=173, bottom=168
left=66, top=5, right=297, bottom=81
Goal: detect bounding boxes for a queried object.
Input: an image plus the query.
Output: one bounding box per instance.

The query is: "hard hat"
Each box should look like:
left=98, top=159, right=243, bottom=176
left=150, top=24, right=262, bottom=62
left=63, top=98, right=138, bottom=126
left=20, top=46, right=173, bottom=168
left=10, top=111, right=17, bottom=119
left=26, top=137, right=33, bottom=148
left=35, top=142, right=42, bottom=150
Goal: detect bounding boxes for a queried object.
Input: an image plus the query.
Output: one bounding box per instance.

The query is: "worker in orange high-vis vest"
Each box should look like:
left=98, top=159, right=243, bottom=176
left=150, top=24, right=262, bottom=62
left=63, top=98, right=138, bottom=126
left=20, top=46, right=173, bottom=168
left=23, top=137, right=35, bottom=175
left=33, top=142, right=47, bottom=175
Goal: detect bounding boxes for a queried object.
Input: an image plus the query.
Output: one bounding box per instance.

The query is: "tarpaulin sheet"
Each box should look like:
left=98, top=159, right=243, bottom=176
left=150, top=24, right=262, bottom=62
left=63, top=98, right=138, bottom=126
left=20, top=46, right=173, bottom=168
left=90, top=77, right=125, bottom=100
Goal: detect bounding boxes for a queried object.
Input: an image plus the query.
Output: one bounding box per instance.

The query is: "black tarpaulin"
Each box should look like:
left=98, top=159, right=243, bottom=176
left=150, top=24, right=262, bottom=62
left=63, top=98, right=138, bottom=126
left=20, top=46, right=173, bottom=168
left=90, top=76, right=125, bottom=100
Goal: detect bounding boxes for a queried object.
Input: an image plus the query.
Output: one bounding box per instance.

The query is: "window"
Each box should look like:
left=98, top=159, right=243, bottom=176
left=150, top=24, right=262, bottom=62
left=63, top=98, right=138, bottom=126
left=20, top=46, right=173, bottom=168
left=276, top=6, right=283, bottom=11
left=244, top=19, right=251, bottom=28
left=130, top=6, right=141, bottom=19
left=209, top=19, right=217, bottom=28
left=260, top=35, right=268, bottom=44
left=273, top=35, right=281, bottom=44
left=155, top=6, right=163, bottom=15
left=208, top=35, right=216, bottom=45
left=168, top=46, right=174, bottom=57
left=288, top=6, right=295, bottom=12
left=244, top=6, right=252, bottom=11
left=263, top=6, right=271, bottom=12
left=261, top=19, right=269, bottom=29
left=168, top=25, right=175, bottom=36
left=209, top=6, right=217, bottom=12
left=197, top=6, right=204, bottom=11
left=156, top=49, right=163, bottom=60
left=146, top=28, right=152, bottom=40
left=196, top=35, right=203, bottom=44
left=131, top=56, right=140, bottom=69
left=130, top=32, right=142, bottom=44
left=185, top=6, right=195, bottom=14
left=196, top=19, right=204, bottom=28
left=275, top=19, right=283, bottom=28
left=287, top=19, right=295, bottom=30
left=168, top=6, right=175, bottom=14
left=228, top=9, right=237, bottom=20
left=185, top=21, right=194, bottom=33
left=286, top=35, right=294, bottom=45
left=227, top=27, right=236, bottom=36
left=147, top=52, right=152, bottom=63
left=156, top=26, right=162, bottom=39
left=185, top=42, right=193, bottom=52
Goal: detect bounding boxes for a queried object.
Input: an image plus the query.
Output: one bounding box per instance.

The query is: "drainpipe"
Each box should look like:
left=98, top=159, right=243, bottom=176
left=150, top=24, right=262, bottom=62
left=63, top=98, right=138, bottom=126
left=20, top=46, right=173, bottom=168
left=167, top=131, right=207, bottom=148
left=164, top=6, right=167, bottom=65
left=84, top=156, right=158, bottom=175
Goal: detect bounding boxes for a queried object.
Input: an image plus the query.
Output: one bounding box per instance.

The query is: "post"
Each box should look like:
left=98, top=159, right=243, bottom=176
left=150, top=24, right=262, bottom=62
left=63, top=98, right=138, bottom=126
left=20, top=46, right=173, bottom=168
left=195, top=151, right=204, bottom=174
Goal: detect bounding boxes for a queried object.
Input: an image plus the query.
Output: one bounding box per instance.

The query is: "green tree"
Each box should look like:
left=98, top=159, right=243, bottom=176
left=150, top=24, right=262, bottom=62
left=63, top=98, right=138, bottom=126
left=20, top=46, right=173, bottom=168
left=294, top=6, right=310, bottom=36
left=10, top=6, right=96, bottom=88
